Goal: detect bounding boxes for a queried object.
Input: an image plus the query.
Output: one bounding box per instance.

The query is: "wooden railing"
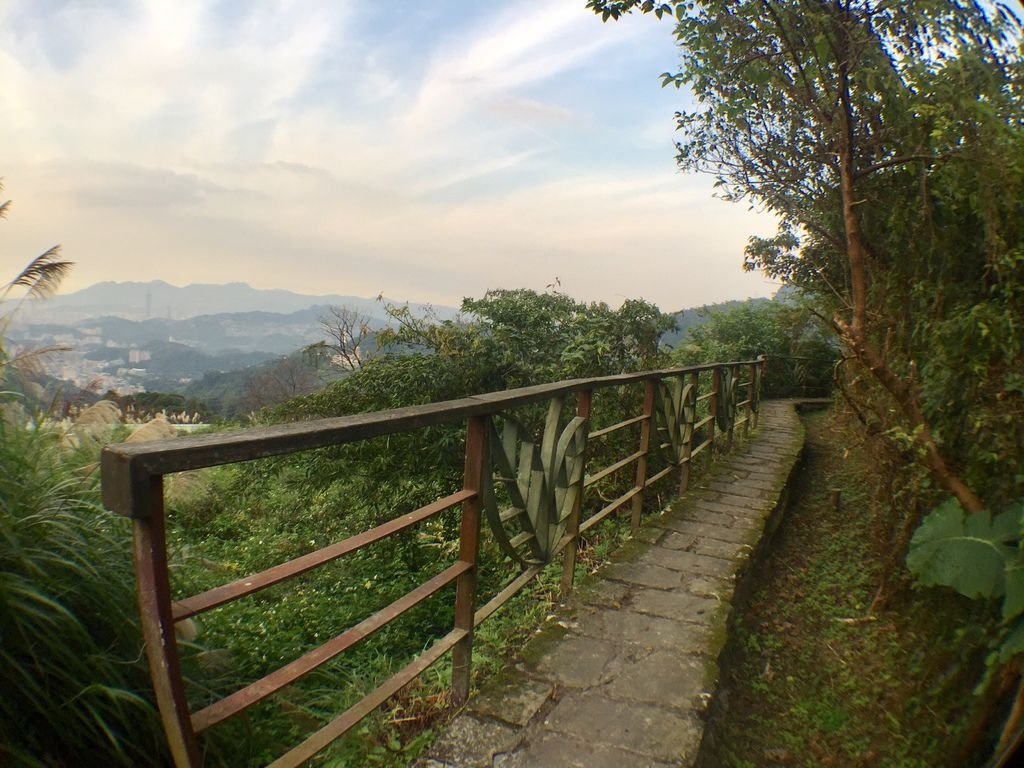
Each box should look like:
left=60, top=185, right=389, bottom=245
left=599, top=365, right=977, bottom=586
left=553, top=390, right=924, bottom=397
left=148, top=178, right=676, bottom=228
left=101, top=357, right=766, bottom=767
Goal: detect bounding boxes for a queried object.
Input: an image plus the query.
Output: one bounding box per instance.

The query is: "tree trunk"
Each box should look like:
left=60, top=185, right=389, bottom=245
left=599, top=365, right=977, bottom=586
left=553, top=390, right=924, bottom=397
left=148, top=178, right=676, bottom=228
left=832, top=16, right=985, bottom=514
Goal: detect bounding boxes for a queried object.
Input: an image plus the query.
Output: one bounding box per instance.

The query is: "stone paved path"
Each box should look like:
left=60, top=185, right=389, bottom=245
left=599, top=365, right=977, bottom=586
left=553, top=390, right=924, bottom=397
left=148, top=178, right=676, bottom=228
left=421, top=401, right=805, bottom=768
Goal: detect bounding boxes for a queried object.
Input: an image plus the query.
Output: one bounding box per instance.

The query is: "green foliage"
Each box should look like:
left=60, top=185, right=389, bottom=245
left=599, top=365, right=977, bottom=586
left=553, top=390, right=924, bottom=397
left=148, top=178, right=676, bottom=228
left=376, top=288, right=676, bottom=389
left=709, top=411, right=991, bottom=767
left=672, top=297, right=837, bottom=397
left=659, top=296, right=770, bottom=349
left=591, top=0, right=1024, bottom=510
left=2, top=194, right=173, bottom=765
left=274, top=289, right=677, bottom=503
left=907, top=500, right=1021, bottom=607
left=0, top=414, right=168, bottom=766
left=908, top=498, right=1024, bottom=675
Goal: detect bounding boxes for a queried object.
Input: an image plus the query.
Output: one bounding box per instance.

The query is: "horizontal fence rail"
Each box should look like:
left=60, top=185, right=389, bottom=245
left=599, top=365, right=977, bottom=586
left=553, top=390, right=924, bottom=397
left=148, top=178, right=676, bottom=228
left=101, top=357, right=766, bottom=767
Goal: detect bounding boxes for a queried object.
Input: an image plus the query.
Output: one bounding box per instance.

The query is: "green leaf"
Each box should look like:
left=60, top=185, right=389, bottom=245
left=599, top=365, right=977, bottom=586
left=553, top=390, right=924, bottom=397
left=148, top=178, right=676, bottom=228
left=906, top=499, right=1016, bottom=600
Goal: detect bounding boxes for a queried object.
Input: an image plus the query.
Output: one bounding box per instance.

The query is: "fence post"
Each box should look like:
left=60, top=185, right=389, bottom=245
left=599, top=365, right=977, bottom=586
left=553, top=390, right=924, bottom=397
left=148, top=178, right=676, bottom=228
left=745, top=361, right=756, bottom=437
left=631, top=380, right=656, bottom=531
left=132, top=476, right=201, bottom=767
left=752, top=355, right=766, bottom=430
left=727, top=364, right=739, bottom=450
left=452, top=415, right=488, bottom=705
left=561, top=389, right=592, bottom=599
left=709, top=367, right=720, bottom=457
left=678, top=371, right=699, bottom=495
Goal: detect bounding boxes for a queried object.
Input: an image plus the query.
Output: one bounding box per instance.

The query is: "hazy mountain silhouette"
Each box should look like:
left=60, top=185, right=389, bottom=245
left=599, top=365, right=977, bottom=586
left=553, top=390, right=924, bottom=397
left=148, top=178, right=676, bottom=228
left=16, top=280, right=456, bottom=324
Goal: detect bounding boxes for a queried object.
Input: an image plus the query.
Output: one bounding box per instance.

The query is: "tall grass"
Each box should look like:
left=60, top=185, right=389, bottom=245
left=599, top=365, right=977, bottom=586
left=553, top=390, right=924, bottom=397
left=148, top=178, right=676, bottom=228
left=0, top=413, right=168, bottom=766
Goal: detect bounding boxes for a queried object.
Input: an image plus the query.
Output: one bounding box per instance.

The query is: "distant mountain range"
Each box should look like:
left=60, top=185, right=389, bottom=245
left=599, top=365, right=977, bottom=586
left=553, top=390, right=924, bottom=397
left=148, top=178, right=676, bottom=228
left=9, top=280, right=783, bottom=356
left=3, top=280, right=784, bottom=417
left=14, top=280, right=458, bottom=325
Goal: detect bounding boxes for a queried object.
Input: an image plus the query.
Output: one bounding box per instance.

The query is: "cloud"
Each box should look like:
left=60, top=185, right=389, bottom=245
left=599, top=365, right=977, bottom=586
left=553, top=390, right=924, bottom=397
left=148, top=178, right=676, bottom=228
left=403, top=3, right=614, bottom=137
left=0, top=1, right=352, bottom=162
left=485, top=97, right=577, bottom=124
left=410, top=149, right=547, bottom=195
left=39, top=161, right=264, bottom=209
left=1, top=1, right=778, bottom=313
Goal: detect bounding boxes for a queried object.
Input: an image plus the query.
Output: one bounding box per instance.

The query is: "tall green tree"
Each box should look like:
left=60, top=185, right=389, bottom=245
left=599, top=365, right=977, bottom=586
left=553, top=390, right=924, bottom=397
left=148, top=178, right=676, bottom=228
left=589, top=0, right=1024, bottom=512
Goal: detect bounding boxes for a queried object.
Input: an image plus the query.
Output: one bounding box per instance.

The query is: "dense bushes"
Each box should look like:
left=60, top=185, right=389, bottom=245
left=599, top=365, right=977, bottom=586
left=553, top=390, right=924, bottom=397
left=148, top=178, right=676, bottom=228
left=671, top=297, right=838, bottom=397
left=0, top=415, right=168, bottom=766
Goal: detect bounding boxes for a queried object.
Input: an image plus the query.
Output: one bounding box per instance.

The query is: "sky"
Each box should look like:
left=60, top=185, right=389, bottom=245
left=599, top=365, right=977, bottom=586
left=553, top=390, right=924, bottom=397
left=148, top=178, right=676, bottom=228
left=1, top=0, right=779, bottom=312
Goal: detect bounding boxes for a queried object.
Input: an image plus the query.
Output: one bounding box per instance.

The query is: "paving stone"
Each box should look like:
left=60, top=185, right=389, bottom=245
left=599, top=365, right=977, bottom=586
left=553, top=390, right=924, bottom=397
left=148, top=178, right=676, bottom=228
left=677, top=508, right=762, bottom=531
left=470, top=676, right=553, bottom=727
left=657, top=509, right=737, bottom=531
left=691, top=500, right=768, bottom=521
left=746, top=448, right=774, bottom=462
left=743, top=467, right=778, bottom=480
left=736, top=468, right=784, bottom=481
left=729, top=451, right=779, bottom=463
left=698, top=537, right=751, bottom=562
left=642, top=546, right=736, bottom=577
left=628, top=588, right=723, bottom=624
left=706, top=481, right=771, bottom=500
left=602, top=561, right=683, bottom=590
left=704, top=493, right=770, bottom=512
left=427, top=715, right=523, bottom=767
left=532, top=634, right=618, bottom=688
left=604, top=650, right=709, bottom=709
left=684, top=574, right=733, bottom=600
left=659, top=524, right=748, bottom=546
left=495, top=732, right=676, bottom=768
left=543, top=690, right=702, bottom=762
left=729, top=476, right=781, bottom=491
left=631, top=525, right=667, bottom=544
left=577, top=607, right=712, bottom=650
left=660, top=530, right=749, bottom=560
left=574, top=579, right=630, bottom=608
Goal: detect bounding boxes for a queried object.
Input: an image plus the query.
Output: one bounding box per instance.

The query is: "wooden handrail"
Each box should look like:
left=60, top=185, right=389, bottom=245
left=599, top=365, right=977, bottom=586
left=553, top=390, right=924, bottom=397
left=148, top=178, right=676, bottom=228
left=101, top=361, right=761, bottom=516
left=101, top=357, right=767, bottom=767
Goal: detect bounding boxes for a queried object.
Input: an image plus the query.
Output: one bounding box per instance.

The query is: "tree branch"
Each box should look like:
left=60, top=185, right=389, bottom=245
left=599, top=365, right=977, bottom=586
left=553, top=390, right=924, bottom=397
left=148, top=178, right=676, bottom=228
left=854, top=153, right=942, bottom=179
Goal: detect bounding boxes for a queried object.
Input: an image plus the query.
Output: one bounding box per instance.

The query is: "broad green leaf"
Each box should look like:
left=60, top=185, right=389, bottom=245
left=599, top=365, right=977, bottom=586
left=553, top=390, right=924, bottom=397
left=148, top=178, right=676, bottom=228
left=906, top=499, right=1015, bottom=600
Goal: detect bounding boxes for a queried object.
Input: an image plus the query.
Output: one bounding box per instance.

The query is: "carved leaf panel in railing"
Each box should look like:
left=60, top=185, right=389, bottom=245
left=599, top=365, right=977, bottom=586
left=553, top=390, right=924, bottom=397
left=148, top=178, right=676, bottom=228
left=715, top=366, right=739, bottom=432
left=483, top=397, right=588, bottom=566
left=654, top=376, right=696, bottom=466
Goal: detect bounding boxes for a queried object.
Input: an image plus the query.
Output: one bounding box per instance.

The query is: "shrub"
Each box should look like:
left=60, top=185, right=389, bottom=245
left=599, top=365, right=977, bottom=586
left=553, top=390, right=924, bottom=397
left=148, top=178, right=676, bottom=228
left=0, top=414, right=167, bottom=766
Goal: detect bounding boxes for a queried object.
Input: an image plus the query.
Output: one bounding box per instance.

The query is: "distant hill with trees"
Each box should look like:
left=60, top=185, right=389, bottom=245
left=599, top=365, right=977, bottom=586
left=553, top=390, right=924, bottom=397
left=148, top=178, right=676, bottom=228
left=661, top=297, right=770, bottom=350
